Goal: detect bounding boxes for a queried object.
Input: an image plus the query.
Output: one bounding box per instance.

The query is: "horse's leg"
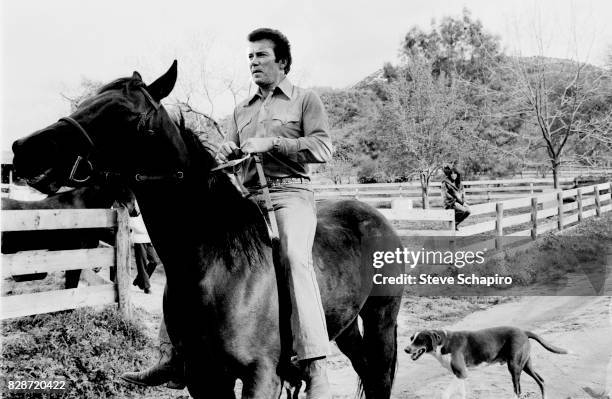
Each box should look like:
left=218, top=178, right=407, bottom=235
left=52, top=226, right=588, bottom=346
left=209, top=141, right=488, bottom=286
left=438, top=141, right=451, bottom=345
left=240, top=359, right=281, bottom=399
left=184, top=357, right=236, bottom=399
left=64, top=269, right=81, bottom=289
left=335, top=317, right=368, bottom=396
left=186, top=373, right=236, bottom=399
left=359, top=294, right=401, bottom=399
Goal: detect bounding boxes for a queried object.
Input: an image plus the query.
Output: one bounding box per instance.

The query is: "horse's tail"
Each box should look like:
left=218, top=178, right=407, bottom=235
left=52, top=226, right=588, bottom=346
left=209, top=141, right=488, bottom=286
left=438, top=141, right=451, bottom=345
left=356, top=378, right=364, bottom=399
left=391, top=323, right=399, bottom=385
left=354, top=324, right=397, bottom=399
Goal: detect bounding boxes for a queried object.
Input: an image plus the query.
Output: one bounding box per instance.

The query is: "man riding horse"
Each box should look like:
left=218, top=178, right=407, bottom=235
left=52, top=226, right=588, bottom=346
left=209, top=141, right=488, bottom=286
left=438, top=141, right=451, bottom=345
left=122, top=28, right=334, bottom=398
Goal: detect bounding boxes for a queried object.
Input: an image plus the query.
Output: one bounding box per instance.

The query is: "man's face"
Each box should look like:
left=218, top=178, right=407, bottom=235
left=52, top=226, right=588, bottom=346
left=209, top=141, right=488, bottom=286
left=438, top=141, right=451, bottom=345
left=247, top=39, right=285, bottom=88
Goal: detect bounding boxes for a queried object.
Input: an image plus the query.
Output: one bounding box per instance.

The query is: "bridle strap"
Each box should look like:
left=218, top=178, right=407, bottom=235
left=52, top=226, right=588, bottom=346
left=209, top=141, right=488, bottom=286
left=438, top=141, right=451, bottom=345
left=59, top=116, right=96, bottom=150
left=58, top=90, right=184, bottom=185
left=134, top=171, right=184, bottom=182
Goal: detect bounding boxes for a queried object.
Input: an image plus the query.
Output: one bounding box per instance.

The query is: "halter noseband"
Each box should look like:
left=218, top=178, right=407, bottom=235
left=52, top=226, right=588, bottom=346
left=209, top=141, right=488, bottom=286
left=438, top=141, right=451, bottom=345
left=58, top=116, right=96, bottom=185
left=58, top=86, right=184, bottom=185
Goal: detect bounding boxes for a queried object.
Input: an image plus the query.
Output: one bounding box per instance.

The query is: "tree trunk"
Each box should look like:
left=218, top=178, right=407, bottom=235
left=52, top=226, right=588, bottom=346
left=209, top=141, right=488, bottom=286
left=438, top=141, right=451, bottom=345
left=420, top=173, right=430, bottom=209
left=552, top=159, right=560, bottom=189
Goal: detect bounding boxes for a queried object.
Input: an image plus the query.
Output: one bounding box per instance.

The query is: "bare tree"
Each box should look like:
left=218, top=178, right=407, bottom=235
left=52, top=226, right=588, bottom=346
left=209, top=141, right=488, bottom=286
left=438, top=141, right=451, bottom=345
left=167, top=37, right=250, bottom=145
left=500, top=54, right=611, bottom=188
left=378, top=60, right=473, bottom=208
left=60, top=78, right=103, bottom=112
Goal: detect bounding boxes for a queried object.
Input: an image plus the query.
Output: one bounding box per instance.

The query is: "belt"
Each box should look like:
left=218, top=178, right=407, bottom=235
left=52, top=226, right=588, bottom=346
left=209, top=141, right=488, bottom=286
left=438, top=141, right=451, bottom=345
left=245, top=177, right=311, bottom=190
left=267, top=177, right=310, bottom=187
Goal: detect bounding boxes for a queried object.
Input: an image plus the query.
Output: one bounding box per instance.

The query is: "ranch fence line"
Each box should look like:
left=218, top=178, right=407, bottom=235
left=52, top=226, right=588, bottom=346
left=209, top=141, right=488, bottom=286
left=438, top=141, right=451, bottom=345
left=517, top=167, right=612, bottom=178
left=0, top=182, right=609, bottom=321
left=376, top=181, right=612, bottom=253
left=1, top=207, right=132, bottom=320
left=312, top=176, right=611, bottom=207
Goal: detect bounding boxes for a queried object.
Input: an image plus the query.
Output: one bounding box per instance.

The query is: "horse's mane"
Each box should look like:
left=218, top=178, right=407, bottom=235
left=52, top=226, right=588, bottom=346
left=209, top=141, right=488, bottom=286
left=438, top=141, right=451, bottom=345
left=96, top=77, right=134, bottom=94
left=175, top=117, right=270, bottom=271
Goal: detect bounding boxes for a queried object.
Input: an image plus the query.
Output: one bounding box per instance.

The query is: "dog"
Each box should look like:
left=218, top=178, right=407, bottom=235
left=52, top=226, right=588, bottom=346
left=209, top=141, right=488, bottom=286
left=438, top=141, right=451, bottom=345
left=404, top=327, right=569, bottom=399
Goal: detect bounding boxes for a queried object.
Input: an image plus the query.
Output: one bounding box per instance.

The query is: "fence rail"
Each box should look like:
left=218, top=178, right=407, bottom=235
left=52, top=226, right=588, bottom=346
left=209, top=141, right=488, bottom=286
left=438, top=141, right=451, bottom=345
left=313, top=177, right=608, bottom=207
left=1, top=208, right=132, bottom=320
left=1, top=180, right=610, bottom=320
left=380, top=181, right=611, bottom=253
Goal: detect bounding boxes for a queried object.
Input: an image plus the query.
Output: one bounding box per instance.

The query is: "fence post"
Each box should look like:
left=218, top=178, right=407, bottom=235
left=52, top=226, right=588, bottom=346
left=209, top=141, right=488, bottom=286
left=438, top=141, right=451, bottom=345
left=496, top=202, right=503, bottom=250
left=354, top=188, right=359, bottom=200
left=557, top=191, right=564, bottom=230
left=577, top=188, right=583, bottom=222
left=529, top=182, right=534, bottom=194
left=115, top=206, right=132, bottom=320
left=531, top=197, right=538, bottom=240
left=594, top=185, right=601, bottom=217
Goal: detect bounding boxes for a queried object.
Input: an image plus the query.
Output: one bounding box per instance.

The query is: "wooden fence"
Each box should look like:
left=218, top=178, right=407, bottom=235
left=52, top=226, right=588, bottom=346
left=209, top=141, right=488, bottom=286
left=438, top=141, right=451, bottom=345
left=517, top=167, right=612, bottom=178
left=1, top=207, right=132, bottom=320
left=313, top=177, right=580, bottom=207
left=378, top=182, right=612, bottom=252
left=1, top=181, right=609, bottom=320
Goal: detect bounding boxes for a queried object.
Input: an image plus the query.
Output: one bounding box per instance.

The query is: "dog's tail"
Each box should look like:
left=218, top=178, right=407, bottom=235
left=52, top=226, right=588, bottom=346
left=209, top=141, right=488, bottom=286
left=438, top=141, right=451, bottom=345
left=525, top=331, right=569, bottom=354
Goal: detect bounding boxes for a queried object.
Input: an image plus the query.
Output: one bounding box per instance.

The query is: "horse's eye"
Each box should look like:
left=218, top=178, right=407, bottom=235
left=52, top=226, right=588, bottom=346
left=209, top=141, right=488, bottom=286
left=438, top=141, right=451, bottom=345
left=145, top=129, right=156, bottom=136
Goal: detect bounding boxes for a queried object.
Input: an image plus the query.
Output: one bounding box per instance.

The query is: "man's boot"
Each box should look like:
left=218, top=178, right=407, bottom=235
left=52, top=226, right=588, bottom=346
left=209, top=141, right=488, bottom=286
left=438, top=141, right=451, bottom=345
left=303, top=358, right=331, bottom=399
left=120, top=343, right=185, bottom=389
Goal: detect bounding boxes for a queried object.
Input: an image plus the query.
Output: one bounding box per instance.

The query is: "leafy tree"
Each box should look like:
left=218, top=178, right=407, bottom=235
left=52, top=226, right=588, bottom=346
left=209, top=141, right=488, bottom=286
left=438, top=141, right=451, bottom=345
left=401, top=8, right=503, bottom=83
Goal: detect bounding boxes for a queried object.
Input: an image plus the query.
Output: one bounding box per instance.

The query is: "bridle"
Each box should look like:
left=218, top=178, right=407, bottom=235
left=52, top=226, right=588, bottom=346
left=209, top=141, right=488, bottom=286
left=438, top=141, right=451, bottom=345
left=58, top=86, right=184, bottom=186
left=58, top=116, right=95, bottom=185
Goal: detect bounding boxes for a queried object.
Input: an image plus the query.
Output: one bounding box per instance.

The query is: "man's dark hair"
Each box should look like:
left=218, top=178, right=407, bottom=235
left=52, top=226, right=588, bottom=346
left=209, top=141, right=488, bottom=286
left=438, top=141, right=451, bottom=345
left=247, top=28, right=292, bottom=74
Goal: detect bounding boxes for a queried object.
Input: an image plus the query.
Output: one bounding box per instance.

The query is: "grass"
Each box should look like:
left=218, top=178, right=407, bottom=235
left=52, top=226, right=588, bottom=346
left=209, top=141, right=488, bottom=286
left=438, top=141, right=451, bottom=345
left=0, top=306, right=174, bottom=399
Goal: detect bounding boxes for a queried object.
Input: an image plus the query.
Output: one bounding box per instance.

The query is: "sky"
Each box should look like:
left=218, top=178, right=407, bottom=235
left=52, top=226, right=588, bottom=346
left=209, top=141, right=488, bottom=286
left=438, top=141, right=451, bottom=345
left=1, top=0, right=611, bottom=151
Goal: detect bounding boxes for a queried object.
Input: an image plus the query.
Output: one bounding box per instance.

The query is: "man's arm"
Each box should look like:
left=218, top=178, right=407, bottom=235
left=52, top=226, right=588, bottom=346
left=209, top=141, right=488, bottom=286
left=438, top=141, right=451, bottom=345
left=273, top=91, right=333, bottom=163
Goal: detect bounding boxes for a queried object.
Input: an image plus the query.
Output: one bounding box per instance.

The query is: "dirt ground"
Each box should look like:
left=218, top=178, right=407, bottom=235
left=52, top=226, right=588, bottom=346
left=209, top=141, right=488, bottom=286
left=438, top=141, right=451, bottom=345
left=129, top=264, right=612, bottom=399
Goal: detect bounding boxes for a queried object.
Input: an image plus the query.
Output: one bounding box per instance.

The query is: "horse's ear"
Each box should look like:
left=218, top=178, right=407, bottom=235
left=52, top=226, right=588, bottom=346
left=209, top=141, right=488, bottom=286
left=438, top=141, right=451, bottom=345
left=132, top=71, right=143, bottom=81
left=146, top=60, right=178, bottom=102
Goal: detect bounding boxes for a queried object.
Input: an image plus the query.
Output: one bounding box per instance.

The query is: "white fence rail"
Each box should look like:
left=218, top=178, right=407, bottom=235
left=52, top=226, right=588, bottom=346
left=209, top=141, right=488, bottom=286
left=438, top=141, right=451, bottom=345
left=378, top=182, right=611, bottom=252
left=1, top=208, right=132, bottom=320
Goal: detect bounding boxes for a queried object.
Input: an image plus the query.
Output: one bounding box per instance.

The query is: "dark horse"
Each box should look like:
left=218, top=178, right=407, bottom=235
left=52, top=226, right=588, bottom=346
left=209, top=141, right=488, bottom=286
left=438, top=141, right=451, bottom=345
left=11, top=61, right=405, bottom=399
left=2, top=185, right=122, bottom=287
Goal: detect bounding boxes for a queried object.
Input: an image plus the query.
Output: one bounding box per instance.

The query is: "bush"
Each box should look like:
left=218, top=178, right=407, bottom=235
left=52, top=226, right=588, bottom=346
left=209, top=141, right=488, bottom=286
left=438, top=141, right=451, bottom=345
left=1, top=306, right=158, bottom=399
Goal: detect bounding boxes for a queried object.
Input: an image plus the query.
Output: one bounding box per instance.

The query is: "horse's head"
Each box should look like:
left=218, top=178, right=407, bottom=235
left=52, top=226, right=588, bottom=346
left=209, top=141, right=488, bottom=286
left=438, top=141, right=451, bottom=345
left=12, top=61, right=189, bottom=194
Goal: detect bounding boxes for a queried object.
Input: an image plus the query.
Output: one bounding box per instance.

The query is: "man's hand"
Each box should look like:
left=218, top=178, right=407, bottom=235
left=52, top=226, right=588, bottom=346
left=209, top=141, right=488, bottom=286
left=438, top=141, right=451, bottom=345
left=240, top=138, right=274, bottom=155
left=217, top=141, right=239, bottom=163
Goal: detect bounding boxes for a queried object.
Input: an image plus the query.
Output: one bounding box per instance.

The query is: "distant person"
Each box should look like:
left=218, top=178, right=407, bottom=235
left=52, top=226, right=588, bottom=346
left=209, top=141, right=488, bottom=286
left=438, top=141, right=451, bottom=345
left=129, top=202, right=161, bottom=294
left=441, top=166, right=470, bottom=229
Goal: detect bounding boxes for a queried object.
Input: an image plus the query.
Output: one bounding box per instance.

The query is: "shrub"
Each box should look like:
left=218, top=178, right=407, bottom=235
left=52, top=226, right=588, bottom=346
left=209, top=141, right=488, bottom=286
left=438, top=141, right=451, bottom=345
left=1, top=306, right=159, bottom=398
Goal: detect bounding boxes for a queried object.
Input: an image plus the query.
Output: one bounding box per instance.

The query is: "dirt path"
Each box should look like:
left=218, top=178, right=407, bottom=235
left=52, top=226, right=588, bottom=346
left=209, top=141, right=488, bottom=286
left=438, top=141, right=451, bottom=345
left=327, top=296, right=611, bottom=399
left=131, top=266, right=612, bottom=399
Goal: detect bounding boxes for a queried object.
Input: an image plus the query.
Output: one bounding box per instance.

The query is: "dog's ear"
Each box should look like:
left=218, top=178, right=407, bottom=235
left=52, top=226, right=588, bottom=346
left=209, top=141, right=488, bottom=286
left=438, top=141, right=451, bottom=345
left=432, top=331, right=442, bottom=345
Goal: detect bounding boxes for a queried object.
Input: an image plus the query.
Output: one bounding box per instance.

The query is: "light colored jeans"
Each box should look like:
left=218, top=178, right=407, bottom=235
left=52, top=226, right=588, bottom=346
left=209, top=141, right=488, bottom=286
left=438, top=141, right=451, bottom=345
left=250, top=184, right=330, bottom=360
